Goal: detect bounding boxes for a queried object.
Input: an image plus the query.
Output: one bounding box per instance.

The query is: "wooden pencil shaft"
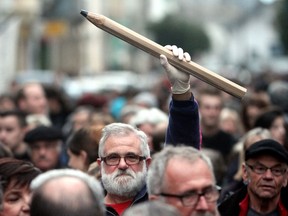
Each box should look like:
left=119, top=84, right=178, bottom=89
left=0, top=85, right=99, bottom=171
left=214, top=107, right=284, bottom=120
left=82, top=10, right=247, bottom=99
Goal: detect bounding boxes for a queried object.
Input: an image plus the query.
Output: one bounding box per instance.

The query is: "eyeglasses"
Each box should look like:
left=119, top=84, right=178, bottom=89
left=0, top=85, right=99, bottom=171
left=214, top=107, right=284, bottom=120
left=101, top=153, right=146, bottom=166
left=246, top=163, right=287, bottom=176
left=157, top=185, right=221, bottom=207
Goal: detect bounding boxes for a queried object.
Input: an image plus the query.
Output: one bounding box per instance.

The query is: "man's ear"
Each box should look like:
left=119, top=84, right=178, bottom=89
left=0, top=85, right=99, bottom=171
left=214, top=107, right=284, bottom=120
left=242, top=162, right=248, bottom=183
left=145, top=157, right=152, bottom=168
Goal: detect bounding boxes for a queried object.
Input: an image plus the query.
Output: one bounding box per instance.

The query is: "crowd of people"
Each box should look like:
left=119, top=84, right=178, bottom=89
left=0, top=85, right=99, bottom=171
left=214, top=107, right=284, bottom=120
left=0, top=45, right=288, bottom=216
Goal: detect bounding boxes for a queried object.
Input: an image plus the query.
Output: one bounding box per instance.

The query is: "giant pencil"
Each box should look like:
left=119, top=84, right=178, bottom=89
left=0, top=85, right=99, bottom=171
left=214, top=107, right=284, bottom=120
left=80, top=10, right=247, bottom=99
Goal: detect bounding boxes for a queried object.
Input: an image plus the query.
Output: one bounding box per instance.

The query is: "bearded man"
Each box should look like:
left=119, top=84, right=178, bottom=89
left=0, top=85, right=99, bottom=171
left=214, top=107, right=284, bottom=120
left=97, top=123, right=151, bottom=216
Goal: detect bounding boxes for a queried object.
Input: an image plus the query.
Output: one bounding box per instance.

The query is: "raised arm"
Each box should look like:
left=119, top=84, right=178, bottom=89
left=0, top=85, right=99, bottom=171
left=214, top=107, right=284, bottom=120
left=161, top=45, right=201, bottom=149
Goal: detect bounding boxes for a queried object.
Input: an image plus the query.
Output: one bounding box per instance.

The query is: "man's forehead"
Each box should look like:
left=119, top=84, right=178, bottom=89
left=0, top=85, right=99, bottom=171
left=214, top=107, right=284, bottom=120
left=104, top=144, right=141, bottom=154
left=105, top=134, right=140, bottom=144
left=103, top=135, right=141, bottom=153
left=164, top=158, right=215, bottom=190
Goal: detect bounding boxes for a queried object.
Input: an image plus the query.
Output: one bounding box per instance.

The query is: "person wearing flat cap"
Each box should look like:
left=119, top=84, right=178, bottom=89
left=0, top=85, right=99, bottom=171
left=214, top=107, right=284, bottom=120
left=218, top=139, right=288, bottom=216
left=24, top=125, right=66, bottom=172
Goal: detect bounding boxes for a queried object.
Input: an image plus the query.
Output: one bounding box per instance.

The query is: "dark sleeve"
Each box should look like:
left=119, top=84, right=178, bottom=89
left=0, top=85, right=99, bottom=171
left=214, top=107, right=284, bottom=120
left=165, top=96, right=201, bottom=149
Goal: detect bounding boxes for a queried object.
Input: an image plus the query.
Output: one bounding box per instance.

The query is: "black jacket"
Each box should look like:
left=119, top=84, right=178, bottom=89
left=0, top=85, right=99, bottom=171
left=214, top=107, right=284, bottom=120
left=218, top=186, right=288, bottom=216
left=218, top=186, right=247, bottom=215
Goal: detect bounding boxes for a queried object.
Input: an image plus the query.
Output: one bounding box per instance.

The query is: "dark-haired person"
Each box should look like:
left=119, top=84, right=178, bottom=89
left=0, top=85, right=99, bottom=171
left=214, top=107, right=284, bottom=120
left=66, top=125, right=103, bottom=176
left=197, top=87, right=237, bottom=164
left=15, top=81, right=48, bottom=116
left=0, top=93, right=16, bottom=112
left=0, top=110, right=30, bottom=160
left=254, top=106, right=287, bottom=146
left=241, top=92, right=270, bottom=132
left=218, top=139, right=288, bottom=215
left=0, top=158, right=41, bottom=216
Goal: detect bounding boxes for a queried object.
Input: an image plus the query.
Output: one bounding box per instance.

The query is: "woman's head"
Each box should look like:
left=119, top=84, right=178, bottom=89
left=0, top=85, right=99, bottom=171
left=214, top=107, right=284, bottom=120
left=254, top=107, right=287, bottom=145
left=0, top=157, right=40, bottom=216
left=241, top=93, right=270, bottom=131
left=67, top=125, right=103, bottom=172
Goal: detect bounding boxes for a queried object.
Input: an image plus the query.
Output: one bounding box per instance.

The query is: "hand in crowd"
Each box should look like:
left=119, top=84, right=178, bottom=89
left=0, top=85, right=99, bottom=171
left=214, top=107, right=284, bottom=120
left=160, top=45, right=191, bottom=95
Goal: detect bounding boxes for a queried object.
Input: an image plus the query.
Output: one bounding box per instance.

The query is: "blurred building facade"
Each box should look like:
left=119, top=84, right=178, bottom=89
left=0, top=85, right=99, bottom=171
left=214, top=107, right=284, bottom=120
left=0, top=0, right=287, bottom=94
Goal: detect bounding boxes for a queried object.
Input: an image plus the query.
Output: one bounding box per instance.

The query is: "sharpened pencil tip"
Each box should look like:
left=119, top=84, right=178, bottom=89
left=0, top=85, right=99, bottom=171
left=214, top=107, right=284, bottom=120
left=80, top=10, right=88, bottom=17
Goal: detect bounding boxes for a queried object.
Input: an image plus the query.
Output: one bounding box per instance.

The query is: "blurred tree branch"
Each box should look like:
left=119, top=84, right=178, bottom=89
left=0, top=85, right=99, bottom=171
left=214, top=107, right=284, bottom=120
left=147, top=14, right=210, bottom=58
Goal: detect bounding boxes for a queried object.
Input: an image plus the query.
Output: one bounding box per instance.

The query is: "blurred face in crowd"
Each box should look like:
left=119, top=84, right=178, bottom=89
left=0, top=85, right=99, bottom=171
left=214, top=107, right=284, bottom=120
left=0, top=97, right=16, bottom=112
left=72, top=111, right=91, bottom=132
left=219, top=108, right=242, bottom=137
left=0, top=181, right=30, bottom=216
left=246, top=105, right=262, bottom=130
left=220, top=117, right=237, bottom=135
left=159, top=157, right=219, bottom=216
left=243, top=155, right=287, bottom=201
left=199, top=95, right=222, bottom=129
left=99, top=134, right=151, bottom=199
left=269, top=116, right=286, bottom=145
left=21, top=84, right=48, bottom=115
left=0, top=116, right=25, bottom=152
left=29, top=140, right=61, bottom=171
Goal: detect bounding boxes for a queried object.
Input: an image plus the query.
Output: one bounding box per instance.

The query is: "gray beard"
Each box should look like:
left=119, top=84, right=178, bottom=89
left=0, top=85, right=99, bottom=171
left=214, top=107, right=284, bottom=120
left=101, top=164, right=147, bottom=199
left=191, top=212, right=220, bottom=216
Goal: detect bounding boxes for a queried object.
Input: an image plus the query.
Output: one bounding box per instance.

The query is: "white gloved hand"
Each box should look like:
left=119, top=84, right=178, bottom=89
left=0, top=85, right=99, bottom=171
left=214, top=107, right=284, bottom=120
left=160, top=45, right=191, bottom=94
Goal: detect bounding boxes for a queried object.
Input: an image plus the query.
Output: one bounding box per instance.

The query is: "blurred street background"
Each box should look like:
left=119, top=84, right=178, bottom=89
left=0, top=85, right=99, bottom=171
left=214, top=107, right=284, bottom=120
left=0, top=0, right=287, bottom=98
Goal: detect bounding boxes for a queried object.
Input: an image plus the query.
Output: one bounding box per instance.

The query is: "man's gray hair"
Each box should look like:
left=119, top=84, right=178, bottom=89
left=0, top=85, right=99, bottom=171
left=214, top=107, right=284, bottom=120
left=123, top=201, right=179, bottom=216
left=30, top=169, right=105, bottom=215
left=147, top=146, right=215, bottom=195
left=98, top=123, right=150, bottom=157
